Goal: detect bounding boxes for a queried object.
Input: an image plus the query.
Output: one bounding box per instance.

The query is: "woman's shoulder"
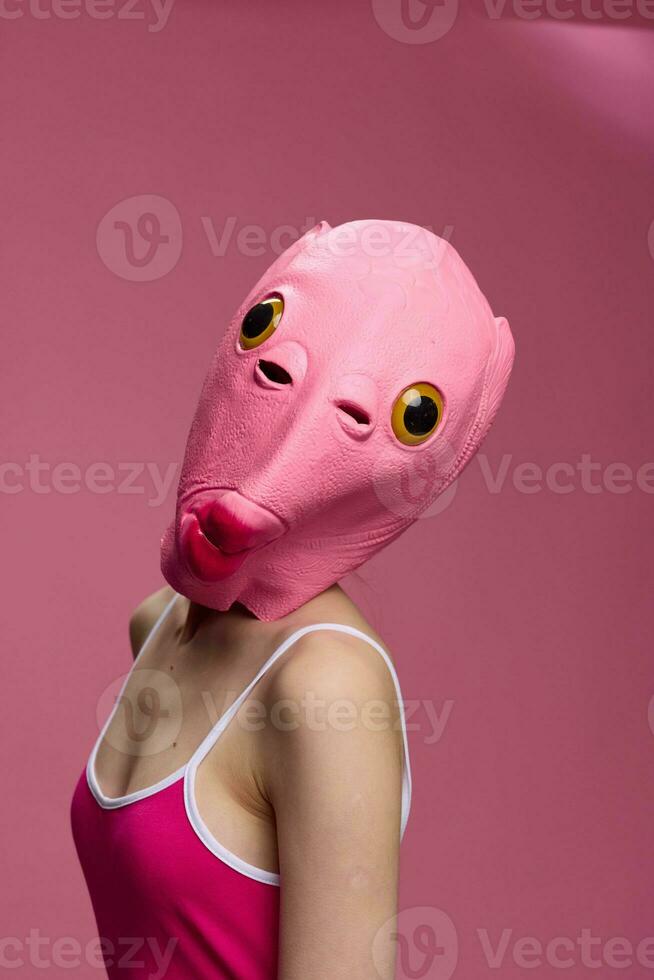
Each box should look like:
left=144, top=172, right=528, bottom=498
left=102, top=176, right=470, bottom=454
left=265, top=586, right=399, bottom=713
left=258, top=592, right=404, bottom=795
left=128, top=584, right=177, bottom=657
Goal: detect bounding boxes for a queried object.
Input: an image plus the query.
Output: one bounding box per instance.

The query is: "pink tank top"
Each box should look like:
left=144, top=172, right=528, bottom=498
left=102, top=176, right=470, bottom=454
left=71, top=595, right=412, bottom=979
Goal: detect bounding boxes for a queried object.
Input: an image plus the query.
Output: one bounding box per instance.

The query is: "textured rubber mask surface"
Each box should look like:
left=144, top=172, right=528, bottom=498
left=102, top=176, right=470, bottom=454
left=161, top=219, right=515, bottom=621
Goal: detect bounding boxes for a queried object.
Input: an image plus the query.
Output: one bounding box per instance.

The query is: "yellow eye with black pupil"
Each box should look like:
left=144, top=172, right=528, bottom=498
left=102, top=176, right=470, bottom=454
left=391, top=382, right=444, bottom=445
left=239, top=296, right=284, bottom=349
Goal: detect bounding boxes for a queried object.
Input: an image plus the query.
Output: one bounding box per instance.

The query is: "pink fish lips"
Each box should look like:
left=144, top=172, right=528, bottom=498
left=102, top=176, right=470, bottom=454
left=179, top=490, right=286, bottom=583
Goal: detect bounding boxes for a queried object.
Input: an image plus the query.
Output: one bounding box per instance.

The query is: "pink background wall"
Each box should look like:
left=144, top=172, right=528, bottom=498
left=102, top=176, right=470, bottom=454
left=2, top=2, right=653, bottom=977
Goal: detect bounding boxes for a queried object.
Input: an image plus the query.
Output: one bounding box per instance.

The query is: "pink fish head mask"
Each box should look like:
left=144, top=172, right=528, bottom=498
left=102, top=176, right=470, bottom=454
left=161, top=220, right=515, bottom=621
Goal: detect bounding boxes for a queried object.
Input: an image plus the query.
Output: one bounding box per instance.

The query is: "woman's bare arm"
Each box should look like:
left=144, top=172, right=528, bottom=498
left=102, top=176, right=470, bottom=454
left=261, top=631, right=404, bottom=980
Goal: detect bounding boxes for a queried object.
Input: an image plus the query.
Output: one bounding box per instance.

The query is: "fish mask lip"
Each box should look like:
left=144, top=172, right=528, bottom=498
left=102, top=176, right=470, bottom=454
left=179, top=488, right=288, bottom=584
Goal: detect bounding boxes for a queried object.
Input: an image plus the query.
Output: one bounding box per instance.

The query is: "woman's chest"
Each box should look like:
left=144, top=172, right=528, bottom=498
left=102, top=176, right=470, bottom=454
left=94, top=629, right=270, bottom=792
left=88, top=628, right=281, bottom=876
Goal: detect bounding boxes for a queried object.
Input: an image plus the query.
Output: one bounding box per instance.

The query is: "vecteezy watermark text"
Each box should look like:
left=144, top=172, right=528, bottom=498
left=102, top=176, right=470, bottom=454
left=481, top=0, right=654, bottom=22
left=0, top=456, right=177, bottom=508
left=0, top=0, right=175, bottom=31
left=202, top=215, right=455, bottom=264
left=371, top=0, right=654, bottom=47
left=478, top=453, right=654, bottom=496
left=0, top=931, right=176, bottom=977
left=477, top=927, right=654, bottom=970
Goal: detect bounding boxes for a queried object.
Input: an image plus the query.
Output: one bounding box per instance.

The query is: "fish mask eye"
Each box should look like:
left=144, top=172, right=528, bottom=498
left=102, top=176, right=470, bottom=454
left=391, top=382, right=444, bottom=445
left=239, top=296, right=284, bottom=350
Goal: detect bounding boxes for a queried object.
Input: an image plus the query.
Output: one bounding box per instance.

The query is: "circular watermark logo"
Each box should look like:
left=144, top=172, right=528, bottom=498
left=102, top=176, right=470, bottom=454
left=96, top=667, right=183, bottom=757
left=371, top=0, right=460, bottom=43
left=373, top=905, right=459, bottom=980
left=96, top=194, right=182, bottom=282
left=372, top=437, right=459, bottom=520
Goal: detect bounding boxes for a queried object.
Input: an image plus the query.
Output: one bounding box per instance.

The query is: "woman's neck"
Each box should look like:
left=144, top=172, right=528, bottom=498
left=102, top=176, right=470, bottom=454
left=179, top=599, right=256, bottom=645
left=177, top=582, right=349, bottom=647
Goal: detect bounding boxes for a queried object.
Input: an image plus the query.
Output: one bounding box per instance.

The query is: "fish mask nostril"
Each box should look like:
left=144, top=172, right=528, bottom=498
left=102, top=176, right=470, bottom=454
left=257, top=359, right=292, bottom=385
left=337, top=402, right=371, bottom=426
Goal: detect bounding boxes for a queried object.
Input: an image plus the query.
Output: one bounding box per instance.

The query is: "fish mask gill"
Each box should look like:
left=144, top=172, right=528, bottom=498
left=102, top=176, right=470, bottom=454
left=161, top=219, right=515, bottom=621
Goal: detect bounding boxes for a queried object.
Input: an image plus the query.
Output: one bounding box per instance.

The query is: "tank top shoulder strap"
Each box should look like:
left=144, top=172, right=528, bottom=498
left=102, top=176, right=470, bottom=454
left=189, top=621, right=413, bottom=839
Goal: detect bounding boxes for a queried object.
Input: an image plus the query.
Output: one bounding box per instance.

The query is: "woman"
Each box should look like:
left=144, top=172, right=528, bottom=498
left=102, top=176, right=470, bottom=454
left=71, top=219, right=514, bottom=979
